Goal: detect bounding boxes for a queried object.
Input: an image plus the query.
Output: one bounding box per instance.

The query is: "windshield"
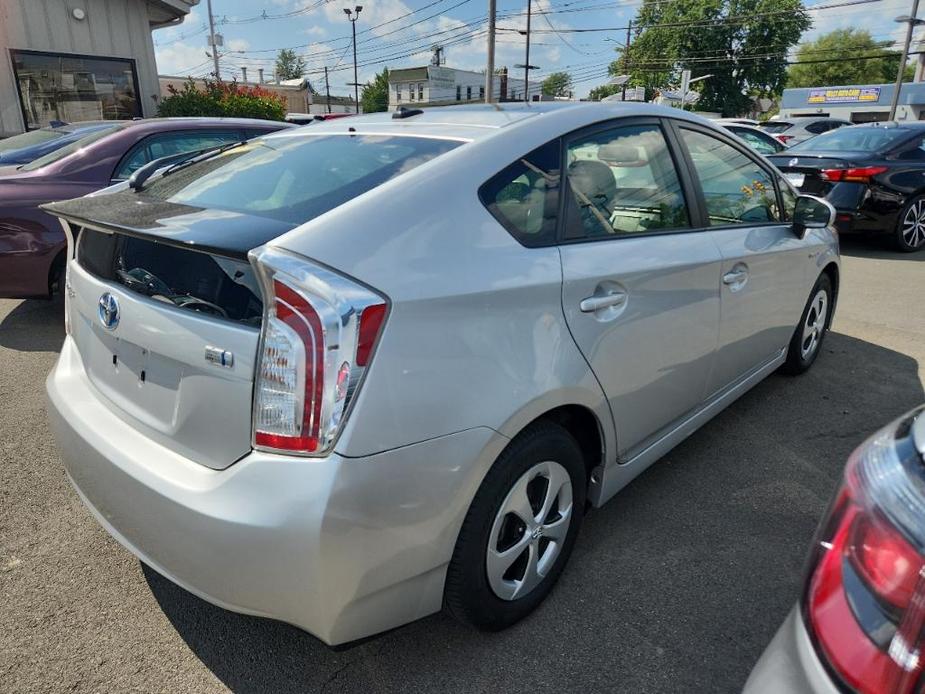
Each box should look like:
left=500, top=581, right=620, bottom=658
left=758, top=122, right=792, bottom=134
left=142, top=134, right=462, bottom=224
left=0, top=128, right=64, bottom=154
left=788, top=127, right=912, bottom=153
left=20, top=124, right=122, bottom=171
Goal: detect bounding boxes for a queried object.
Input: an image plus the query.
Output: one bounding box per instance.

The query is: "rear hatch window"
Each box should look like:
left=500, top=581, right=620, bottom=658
left=77, top=229, right=262, bottom=326
left=140, top=133, right=462, bottom=224
left=787, top=127, right=912, bottom=153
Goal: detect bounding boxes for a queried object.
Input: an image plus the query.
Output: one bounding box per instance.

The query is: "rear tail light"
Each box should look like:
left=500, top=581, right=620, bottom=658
left=803, top=407, right=925, bottom=693
left=250, top=246, right=387, bottom=456
left=821, top=166, right=888, bottom=183
left=776, top=134, right=794, bottom=144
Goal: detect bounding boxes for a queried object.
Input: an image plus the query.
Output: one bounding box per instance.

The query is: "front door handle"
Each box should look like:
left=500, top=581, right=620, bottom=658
left=722, top=269, right=748, bottom=285
left=580, top=292, right=627, bottom=313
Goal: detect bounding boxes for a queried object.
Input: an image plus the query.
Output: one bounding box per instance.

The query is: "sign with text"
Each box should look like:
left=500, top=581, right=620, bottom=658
left=808, top=87, right=881, bottom=104
left=428, top=66, right=455, bottom=90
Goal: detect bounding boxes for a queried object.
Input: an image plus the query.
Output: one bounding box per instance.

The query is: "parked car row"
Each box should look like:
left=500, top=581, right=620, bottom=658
left=0, top=117, right=293, bottom=298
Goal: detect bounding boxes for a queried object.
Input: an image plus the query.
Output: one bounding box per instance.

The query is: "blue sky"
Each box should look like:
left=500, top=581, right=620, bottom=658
left=152, top=0, right=920, bottom=98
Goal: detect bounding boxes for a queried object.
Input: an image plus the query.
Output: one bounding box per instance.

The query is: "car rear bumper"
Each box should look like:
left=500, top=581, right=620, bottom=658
left=47, top=336, right=509, bottom=645
left=743, top=606, right=839, bottom=694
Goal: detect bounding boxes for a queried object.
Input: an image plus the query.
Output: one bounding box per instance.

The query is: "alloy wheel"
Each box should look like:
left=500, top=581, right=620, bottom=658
left=800, top=289, right=828, bottom=360
left=486, top=460, right=573, bottom=601
left=901, top=200, right=925, bottom=249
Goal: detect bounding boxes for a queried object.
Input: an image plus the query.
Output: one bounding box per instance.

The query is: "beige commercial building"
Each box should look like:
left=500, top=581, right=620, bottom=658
left=0, top=0, right=197, bottom=137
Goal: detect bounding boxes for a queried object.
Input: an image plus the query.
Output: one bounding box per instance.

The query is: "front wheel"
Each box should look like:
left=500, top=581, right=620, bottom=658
left=780, top=274, right=832, bottom=375
left=895, top=195, right=925, bottom=252
left=444, top=422, right=586, bottom=631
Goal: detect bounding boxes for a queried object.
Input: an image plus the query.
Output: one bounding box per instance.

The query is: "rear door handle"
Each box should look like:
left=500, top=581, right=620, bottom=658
left=723, top=269, right=748, bottom=285
left=580, top=292, right=627, bottom=312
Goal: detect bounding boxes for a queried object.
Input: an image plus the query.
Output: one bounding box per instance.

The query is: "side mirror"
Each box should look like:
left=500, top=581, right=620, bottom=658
left=792, top=194, right=835, bottom=238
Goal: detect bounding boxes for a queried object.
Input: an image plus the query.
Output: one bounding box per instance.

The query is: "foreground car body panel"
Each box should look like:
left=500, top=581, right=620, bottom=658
left=43, top=103, right=840, bottom=643
left=743, top=607, right=840, bottom=694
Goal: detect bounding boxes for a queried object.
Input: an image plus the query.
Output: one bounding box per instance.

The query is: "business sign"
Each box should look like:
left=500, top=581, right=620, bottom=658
left=807, top=87, right=881, bottom=104
left=428, top=66, right=455, bottom=90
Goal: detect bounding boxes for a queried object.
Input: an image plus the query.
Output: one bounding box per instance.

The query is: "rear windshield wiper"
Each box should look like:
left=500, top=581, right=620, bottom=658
left=128, top=140, right=246, bottom=192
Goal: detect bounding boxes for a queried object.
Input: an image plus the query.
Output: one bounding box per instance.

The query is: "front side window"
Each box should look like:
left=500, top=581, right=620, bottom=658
left=778, top=177, right=798, bottom=221
left=679, top=128, right=780, bottom=226
left=11, top=50, right=140, bottom=129
left=479, top=139, right=561, bottom=246
left=564, top=123, right=689, bottom=238
left=143, top=134, right=461, bottom=225
left=20, top=124, right=122, bottom=171
left=113, top=130, right=244, bottom=180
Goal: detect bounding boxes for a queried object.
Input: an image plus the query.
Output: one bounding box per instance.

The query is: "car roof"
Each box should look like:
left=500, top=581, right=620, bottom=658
left=264, top=101, right=718, bottom=143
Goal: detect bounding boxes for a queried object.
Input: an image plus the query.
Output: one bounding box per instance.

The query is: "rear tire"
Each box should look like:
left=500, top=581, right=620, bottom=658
left=444, top=422, right=586, bottom=631
left=780, top=274, right=832, bottom=375
left=895, top=195, right=925, bottom=252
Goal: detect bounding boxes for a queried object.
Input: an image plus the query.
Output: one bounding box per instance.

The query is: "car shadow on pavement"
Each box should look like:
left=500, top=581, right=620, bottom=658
left=144, top=331, right=924, bottom=694
left=0, top=297, right=65, bottom=353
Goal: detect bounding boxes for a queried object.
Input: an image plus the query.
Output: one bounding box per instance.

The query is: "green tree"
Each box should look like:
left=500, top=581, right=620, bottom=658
left=542, top=71, right=573, bottom=97
left=361, top=68, right=390, bottom=113
left=157, top=78, right=286, bottom=120
left=788, top=29, right=910, bottom=87
left=613, top=0, right=810, bottom=116
left=275, top=48, right=306, bottom=81
left=588, top=83, right=622, bottom=101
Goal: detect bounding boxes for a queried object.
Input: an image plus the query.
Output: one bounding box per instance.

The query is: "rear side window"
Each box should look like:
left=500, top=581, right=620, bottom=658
left=479, top=140, right=561, bottom=247
left=805, top=121, right=828, bottom=134
left=679, top=128, right=781, bottom=225
left=143, top=134, right=460, bottom=224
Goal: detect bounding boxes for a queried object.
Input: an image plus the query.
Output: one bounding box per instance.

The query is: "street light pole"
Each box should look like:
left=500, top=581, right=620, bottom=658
left=485, top=0, right=496, bottom=103
left=890, top=0, right=923, bottom=120
left=345, top=6, right=363, bottom=114
left=523, top=0, right=532, bottom=103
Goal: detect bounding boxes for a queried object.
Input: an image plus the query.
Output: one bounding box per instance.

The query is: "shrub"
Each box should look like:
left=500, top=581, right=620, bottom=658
left=157, top=78, right=287, bottom=121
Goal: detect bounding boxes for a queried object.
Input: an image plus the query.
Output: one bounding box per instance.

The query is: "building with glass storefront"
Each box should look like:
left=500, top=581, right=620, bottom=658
left=0, top=0, right=198, bottom=137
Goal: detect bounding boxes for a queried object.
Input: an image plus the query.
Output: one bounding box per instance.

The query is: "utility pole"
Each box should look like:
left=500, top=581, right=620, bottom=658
left=524, top=0, right=532, bottom=103
left=622, top=20, right=632, bottom=101
left=890, top=0, right=924, bottom=120
left=324, top=66, right=332, bottom=113
left=345, top=6, right=363, bottom=114
left=485, top=0, right=496, bottom=103
left=207, top=0, right=220, bottom=79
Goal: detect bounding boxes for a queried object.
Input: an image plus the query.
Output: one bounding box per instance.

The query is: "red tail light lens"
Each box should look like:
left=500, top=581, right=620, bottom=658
left=821, top=166, right=888, bottom=183
left=250, top=247, right=387, bottom=456
left=803, top=409, right=925, bottom=694
left=775, top=134, right=793, bottom=144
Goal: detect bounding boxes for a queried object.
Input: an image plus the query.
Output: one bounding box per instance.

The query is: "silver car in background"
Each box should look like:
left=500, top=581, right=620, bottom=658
left=759, top=116, right=853, bottom=146
left=43, top=103, right=840, bottom=646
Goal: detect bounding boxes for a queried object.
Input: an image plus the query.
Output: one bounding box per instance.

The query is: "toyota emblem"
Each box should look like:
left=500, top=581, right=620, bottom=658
left=98, top=292, right=120, bottom=330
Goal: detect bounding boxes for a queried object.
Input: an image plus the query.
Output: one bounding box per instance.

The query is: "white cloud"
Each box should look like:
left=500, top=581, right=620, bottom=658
left=155, top=41, right=212, bottom=76
left=303, top=25, right=327, bottom=37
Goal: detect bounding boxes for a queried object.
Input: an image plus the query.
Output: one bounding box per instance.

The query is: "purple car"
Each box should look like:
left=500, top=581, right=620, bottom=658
left=0, top=117, right=292, bottom=298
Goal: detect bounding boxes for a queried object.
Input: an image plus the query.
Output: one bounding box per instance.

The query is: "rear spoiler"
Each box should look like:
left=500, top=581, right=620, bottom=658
left=41, top=193, right=296, bottom=261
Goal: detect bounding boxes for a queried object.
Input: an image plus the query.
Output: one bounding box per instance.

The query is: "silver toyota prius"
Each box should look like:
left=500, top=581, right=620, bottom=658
left=43, top=102, right=840, bottom=646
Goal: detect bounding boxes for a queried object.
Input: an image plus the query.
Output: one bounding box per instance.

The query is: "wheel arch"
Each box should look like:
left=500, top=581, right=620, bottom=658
left=495, top=393, right=615, bottom=503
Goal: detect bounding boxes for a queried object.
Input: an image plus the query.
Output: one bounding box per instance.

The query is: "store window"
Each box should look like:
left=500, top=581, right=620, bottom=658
left=11, top=50, right=141, bottom=130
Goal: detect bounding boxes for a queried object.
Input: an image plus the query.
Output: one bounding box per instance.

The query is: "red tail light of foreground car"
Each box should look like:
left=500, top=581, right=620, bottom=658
left=803, top=410, right=925, bottom=693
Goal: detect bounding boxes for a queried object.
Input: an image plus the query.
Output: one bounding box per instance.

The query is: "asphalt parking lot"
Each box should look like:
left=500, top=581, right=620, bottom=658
left=1, top=237, right=922, bottom=694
